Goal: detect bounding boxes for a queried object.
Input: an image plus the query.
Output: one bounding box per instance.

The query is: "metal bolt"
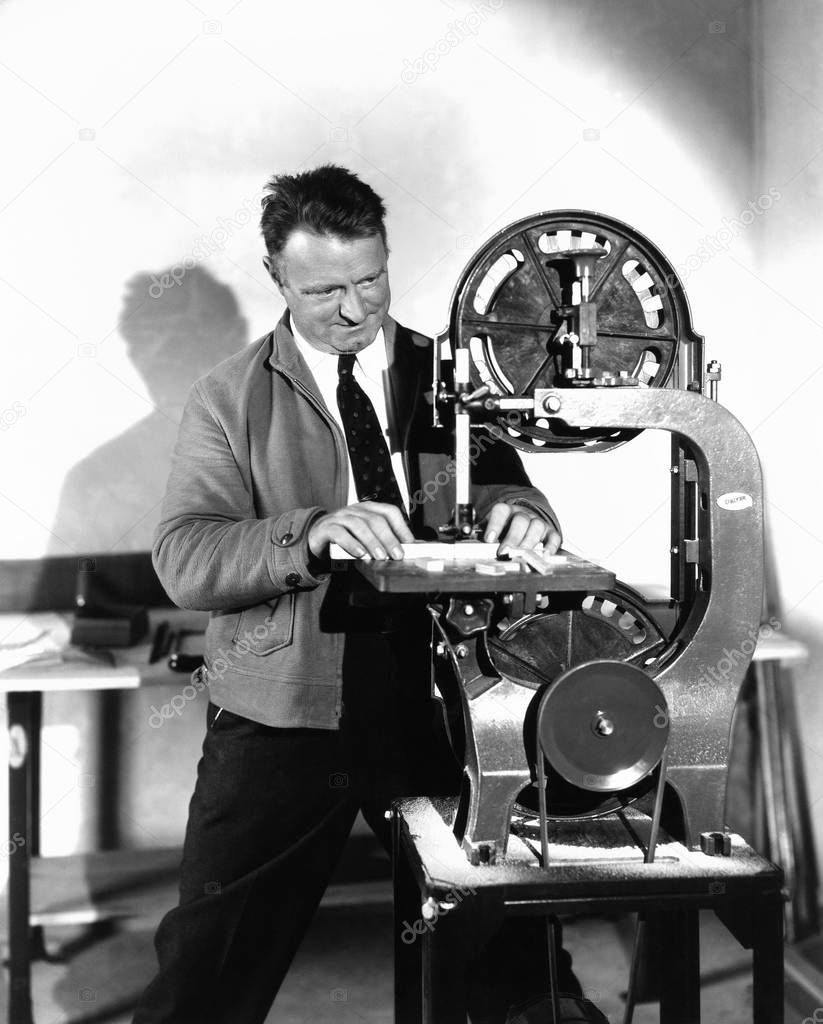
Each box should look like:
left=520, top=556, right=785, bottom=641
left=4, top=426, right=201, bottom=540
left=476, top=843, right=494, bottom=865
left=455, top=644, right=468, bottom=659
left=421, top=897, right=438, bottom=921
left=700, top=831, right=731, bottom=857
left=671, top=466, right=679, bottom=475
left=434, top=641, right=447, bottom=658
left=463, top=604, right=474, bottom=617
left=707, top=360, right=721, bottom=402
left=592, top=714, right=615, bottom=737
left=670, top=546, right=679, bottom=555
left=384, top=810, right=392, bottom=821
left=543, top=395, right=562, bottom=413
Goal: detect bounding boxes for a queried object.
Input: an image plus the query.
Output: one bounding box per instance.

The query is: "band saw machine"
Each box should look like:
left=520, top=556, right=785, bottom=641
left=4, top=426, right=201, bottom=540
left=343, top=209, right=764, bottom=868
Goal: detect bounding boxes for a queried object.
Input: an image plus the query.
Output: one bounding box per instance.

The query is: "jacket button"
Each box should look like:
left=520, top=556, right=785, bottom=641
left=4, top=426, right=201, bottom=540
left=285, top=572, right=301, bottom=587
left=279, top=532, right=293, bottom=544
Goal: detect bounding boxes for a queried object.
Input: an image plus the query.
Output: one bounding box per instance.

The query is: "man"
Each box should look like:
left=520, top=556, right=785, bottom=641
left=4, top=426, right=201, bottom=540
left=133, top=165, right=590, bottom=1024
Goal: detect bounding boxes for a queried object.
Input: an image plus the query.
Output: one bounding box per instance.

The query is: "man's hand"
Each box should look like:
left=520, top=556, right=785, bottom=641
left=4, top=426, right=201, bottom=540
left=308, top=501, right=414, bottom=563
left=482, top=502, right=561, bottom=556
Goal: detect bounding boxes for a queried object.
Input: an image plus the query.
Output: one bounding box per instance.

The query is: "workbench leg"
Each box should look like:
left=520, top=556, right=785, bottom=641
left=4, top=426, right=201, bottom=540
left=422, top=909, right=470, bottom=1024
left=752, top=890, right=783, bottom=1024
left=28, top=692, right=47, bottom=963
left=7, top=692, right=34, bottom=1024
left=394, top=815, right=422, bottom=1024
left=659, top=909, right=700, bottom=1024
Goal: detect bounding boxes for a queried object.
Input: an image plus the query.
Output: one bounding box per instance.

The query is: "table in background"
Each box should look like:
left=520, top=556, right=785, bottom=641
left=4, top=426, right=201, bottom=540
left=0, top=607, right=206, bottom=1024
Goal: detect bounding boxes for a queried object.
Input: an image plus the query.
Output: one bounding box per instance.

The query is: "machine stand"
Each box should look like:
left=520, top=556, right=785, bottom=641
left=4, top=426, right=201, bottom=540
left=393, top=797, right=784, bottom=1024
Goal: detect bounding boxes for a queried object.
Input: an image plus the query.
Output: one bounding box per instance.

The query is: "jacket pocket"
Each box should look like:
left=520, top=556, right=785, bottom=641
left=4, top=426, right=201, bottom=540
left=232, top=594, right=296, bottom=655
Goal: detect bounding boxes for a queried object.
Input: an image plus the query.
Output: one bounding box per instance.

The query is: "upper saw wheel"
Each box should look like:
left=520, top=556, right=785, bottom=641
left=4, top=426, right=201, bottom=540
left=449, top=210, right=699, bottom=452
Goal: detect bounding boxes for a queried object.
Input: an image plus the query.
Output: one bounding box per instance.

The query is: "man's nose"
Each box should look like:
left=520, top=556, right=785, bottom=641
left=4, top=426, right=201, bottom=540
left=339, top=286, right=366, bottom=323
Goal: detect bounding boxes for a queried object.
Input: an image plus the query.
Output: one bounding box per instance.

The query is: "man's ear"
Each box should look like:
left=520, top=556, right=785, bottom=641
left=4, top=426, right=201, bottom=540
left=263, top=255, right=286, bottom=296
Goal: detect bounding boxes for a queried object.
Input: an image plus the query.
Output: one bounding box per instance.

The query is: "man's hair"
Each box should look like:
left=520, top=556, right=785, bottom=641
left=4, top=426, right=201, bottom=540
left=260, top=164, right=387, bottom=280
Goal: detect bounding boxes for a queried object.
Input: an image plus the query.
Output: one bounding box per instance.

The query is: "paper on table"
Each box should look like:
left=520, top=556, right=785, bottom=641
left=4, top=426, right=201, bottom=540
left=0, top=613, right=71, bottom=673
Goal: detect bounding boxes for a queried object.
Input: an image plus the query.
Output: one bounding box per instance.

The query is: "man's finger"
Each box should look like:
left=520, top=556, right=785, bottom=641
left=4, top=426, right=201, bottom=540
left=338, top=513, right=395, bottom=560
left=496, top=511, right=533, bottom=552
left=324, top=522, right=369, bottom=560
left=357, top=501, right=415, bottom=545
left=520, top=517, right=549, bottom=551
left=544, top=530, right=562, bottom=555
left=348, top=501, right=409, bottom=557
left=348, top=506, right=407, bottom=558
left=482, top=502, right=512, bottom=544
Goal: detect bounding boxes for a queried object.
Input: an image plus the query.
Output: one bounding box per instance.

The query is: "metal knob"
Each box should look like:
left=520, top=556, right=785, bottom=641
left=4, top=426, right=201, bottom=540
left=592, top=714, right=615, bottom=737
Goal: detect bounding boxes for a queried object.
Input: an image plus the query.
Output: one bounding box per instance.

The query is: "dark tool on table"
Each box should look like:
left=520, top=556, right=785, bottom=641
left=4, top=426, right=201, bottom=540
left=69, top=560, right=148, bottom=647
left=166, top=628, right=204, bottom=673
left=149, top=620, right=172, bottom=664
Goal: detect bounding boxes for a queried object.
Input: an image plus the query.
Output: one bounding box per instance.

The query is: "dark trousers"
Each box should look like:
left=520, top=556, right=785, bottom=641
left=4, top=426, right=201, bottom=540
left=132, top=629, right=579, bottom=1024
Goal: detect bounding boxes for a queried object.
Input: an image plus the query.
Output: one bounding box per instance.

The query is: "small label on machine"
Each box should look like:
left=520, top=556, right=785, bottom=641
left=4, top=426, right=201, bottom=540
left=716, top=492, right=753, bottom=511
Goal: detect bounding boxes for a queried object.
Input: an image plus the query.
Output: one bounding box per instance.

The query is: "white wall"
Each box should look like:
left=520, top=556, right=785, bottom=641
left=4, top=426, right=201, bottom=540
left=755, top=0, right=823, bottom=869
left=0, top=0, right=759, bottom=573
left=0, top=0, right=818, bottom=866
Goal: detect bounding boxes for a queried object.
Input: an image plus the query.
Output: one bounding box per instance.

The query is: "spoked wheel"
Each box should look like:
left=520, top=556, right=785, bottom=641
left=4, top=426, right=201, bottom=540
left=448, top=210, right=699, bottom=452
left=487, top=583, right=669, bottom=819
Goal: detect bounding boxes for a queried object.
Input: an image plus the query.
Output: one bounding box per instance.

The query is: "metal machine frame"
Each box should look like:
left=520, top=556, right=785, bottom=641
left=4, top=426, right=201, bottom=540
left=359, top=210, right=764, bottom=866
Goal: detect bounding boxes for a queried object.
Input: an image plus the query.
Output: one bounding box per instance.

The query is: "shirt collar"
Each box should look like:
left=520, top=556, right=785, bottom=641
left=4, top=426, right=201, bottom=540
left=288, top=313, right=387, bottom=379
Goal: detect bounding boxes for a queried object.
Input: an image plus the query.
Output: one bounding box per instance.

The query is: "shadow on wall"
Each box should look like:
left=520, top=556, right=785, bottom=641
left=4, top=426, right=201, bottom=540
left=10, top=269, right=250, bottom=1011
left=47, top=265, right=247, bottom=557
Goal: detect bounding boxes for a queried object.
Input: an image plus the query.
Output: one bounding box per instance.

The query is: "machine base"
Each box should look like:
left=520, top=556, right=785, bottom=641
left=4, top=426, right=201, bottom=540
left=392, top=796, right=784, bottom=1024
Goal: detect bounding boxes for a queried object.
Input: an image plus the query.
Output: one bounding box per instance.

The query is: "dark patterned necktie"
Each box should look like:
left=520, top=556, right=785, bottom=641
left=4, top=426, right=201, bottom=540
left=336, top=354, right=407, bottom=515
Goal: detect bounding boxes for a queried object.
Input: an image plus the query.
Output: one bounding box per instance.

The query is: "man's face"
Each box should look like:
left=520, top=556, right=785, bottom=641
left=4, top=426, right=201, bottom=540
left=267, top=229, right=390, bottom=354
